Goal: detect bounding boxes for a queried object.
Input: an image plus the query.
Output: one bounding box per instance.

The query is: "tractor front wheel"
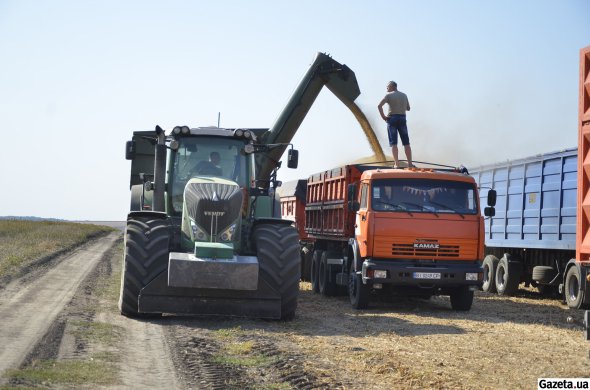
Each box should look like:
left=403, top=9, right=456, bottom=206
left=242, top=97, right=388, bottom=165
left=118, top=214, right=170, bottom=317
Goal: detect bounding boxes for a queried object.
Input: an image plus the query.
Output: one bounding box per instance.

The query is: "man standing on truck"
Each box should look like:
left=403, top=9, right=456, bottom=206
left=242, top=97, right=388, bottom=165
left=378, top=81, right=413, bottom=168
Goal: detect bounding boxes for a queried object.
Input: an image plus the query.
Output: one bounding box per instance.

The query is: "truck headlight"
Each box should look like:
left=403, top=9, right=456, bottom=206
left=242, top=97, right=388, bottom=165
left=465, top=272, right=479, bottom=281
left=374, top=270, right=387, bottom=279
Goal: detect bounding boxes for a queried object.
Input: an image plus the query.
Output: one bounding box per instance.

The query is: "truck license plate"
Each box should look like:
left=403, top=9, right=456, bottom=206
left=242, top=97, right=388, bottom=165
left=413, top=272, right=441, bottom=280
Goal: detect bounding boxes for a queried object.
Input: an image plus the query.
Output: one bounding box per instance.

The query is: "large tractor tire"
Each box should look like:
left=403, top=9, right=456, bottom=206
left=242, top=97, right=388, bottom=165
left=450, top=286, right=474, bottom=311
left=253, top=223, right=301, bottom=321
left=119, top=215, right=170, bottom=317
left=319, top=251, right=337, bottom=296
left=310, top=250, right=323, bottom=293
left=482, top=255, right=499, bottom=293
left=564, top=264, right=589, bottom=310
left=495, top=254, right=522, bottom=296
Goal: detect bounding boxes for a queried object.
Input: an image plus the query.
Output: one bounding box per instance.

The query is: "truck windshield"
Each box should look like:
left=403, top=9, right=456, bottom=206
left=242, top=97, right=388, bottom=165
left=169, top=136, right=249, bottom=213
left=371, top=178, right=478, bottom=215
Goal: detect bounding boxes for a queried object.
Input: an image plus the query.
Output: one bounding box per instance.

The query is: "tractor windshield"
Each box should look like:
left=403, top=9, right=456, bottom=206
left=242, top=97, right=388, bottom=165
left=371, top=178, right=478, bottom=215
left=169, top=136, right=250, bottom=214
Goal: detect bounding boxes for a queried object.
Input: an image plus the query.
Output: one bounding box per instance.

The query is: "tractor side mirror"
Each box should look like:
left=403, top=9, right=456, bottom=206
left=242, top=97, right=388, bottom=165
left=487, top=189, right=497, bottom=207
left=125, top=140, right=136, bottom=160
left=287, top=149, right=299, bottom=169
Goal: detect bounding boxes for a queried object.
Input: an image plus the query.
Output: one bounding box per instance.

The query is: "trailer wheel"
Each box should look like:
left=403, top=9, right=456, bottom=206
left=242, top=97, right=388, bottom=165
left=310, top=250, right=322, bottom=293
left=482, top=255, right=499, bottom=293
left=348, top=262, right=369, bottom=309
left=532, top=266, right=557, bottom=285
left=319, top=251, right=337, bottom=296
left=450, top=286, right=474, bottom=311
left=253, top=223, right=301, bottom=320
left=118, top=215, right=169, bottom=317
left=495, top=255, right=522, bottom=296
left=300, top=247, right=313, bottom=282
left=564, top=265, right=589, bottom=310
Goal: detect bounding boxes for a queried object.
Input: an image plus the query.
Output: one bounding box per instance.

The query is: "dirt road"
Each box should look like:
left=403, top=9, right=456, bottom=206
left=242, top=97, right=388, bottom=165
left=0, top=233, right=120, bottom=372
left=1, top=233, right=589, bottom=389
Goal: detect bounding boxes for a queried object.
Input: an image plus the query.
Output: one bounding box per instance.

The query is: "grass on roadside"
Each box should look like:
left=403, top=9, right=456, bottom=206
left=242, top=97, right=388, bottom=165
left=0, top=220, right=115, bottom=278
left=3, top=359, right=117, bottom=388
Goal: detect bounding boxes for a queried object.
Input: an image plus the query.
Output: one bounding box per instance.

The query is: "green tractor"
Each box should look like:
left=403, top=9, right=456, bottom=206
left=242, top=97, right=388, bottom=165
left=119, top=52, right=360, bottom=319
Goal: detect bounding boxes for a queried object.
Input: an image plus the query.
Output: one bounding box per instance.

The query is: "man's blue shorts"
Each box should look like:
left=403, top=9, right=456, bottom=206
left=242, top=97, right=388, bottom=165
left=387, top=114, right=410, bottom=146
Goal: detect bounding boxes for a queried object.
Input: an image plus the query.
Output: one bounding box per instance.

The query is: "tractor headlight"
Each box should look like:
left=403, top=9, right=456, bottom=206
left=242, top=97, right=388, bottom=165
left=243, top=130, right=252, bottom=139
left=235, top=129, right=244, bottom=137
left=181, top=126, right=190, bottom=135
left=173, top=126, right=182, bottom=135
left=190, top=219, right=208, bottom=241
left=219, top=224, right=237, bottom=242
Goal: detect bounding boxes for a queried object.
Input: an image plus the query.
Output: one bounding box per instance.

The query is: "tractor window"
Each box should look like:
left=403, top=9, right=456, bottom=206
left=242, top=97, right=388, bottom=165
left=169, top=137, right=249, bottom=214
left=371, top=178, right=478, bottom=215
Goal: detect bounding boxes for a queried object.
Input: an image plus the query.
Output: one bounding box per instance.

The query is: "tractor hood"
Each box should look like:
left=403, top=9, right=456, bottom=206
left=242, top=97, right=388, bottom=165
left=181, top=177, right=243, bottom=247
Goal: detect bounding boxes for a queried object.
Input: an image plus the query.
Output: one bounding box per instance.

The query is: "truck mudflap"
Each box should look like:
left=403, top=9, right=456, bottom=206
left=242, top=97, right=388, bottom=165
left=362, top=259, right=483, bottom=288
left=138, top=270, right=282, bottom=319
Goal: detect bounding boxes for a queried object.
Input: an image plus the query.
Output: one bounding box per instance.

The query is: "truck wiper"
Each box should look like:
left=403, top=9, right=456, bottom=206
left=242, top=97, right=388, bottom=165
left=427, top=200, right=465, bottom=219
left=374, top=200, right=412, bottom=215
left=399, top=201, right=438, bottom=217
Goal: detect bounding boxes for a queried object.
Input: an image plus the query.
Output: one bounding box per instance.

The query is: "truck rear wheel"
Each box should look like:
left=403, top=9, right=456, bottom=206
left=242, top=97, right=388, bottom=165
left=495, top=255, right=522, bottom=296
left=253, top=223, right=301, bottom=320
left=319, top=251, right=337, bottom=296
left=450, top=286, right=474, bottom=311
left=118, top=215, right=170, bottom=317
left=482, top=255, right=499, bottom=293
left=348, top=262, right=369, bottom=309
left=564, top=264, right=589, bottom=310
left=310, top=250, right=322, bottom=293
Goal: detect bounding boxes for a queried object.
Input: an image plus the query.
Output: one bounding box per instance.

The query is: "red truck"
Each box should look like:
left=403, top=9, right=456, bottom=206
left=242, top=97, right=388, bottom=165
left=578, top=45, right=590, bottom=339
left=282, top=162, right=496, bottom=311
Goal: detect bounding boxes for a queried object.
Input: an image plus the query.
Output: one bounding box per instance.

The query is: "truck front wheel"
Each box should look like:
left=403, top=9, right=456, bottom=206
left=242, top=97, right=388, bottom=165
left=348, top=263, right=369, bottom=309
left=564, top=265, right=589, bottom=310
left=450, top=286, right=474, bottom=311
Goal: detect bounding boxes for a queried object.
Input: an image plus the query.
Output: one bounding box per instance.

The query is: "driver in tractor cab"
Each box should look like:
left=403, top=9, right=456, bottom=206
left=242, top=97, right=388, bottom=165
left=195, top=151, right=223, bottom=176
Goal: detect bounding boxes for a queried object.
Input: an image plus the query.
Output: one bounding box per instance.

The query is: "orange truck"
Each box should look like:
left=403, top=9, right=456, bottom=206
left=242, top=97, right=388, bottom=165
left=283, top=162, right=496, bottom=310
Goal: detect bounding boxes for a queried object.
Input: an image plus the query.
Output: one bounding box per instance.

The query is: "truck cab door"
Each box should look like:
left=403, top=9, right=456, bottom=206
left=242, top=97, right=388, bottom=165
left=356, top=182, right=370, bottom=257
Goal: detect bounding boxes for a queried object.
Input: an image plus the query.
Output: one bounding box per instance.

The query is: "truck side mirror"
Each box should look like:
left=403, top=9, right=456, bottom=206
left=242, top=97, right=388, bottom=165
left=348, top=201, right=360, bottom=212
left=484, top=207, right=495, bottom=217
left=126, top=140, right=136, bottom=160
left=347, top=183, right=356, bottom=202
left=287, top=149, right=299, bottom=169
left=487, top=189, right=497, bottom=207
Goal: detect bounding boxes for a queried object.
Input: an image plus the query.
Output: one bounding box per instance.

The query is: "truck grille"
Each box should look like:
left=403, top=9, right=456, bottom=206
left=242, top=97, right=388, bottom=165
left=391, top=243, right=460, bottom=258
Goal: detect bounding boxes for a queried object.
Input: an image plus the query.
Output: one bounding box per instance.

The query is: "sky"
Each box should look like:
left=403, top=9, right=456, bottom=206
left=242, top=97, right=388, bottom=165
left=0, top=0, right=588, bottom=221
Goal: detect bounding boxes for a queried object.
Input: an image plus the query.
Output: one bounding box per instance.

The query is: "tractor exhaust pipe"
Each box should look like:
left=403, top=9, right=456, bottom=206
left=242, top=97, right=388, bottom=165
left=153, top=125, right=167, bottom=212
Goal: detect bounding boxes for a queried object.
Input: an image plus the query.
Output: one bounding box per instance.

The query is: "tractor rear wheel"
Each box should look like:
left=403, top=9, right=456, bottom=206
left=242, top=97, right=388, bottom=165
left=118, top=215, right=170, bottom=317
left=253, top=223, right=301, bottom=320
